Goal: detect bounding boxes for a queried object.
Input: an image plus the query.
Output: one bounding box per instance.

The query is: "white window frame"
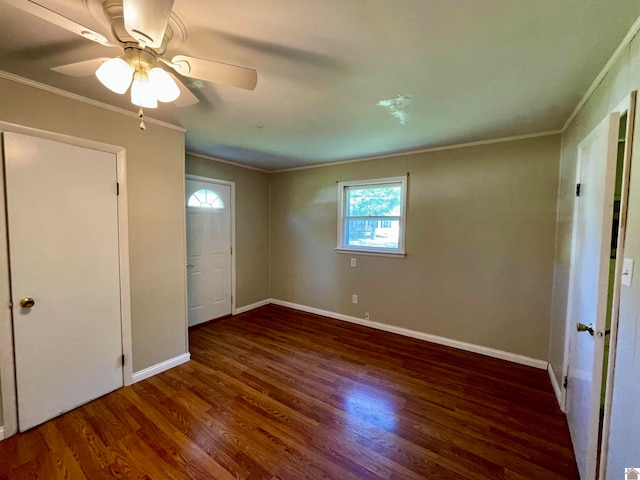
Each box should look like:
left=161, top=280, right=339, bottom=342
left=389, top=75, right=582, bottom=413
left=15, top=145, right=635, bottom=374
left=336, top=176, right=408, bottom=257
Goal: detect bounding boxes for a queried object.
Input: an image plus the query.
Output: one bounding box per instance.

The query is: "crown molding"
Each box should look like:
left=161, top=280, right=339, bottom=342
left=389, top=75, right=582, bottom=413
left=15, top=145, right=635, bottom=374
left=271, top=130, right=562, bottom=173
left=562, top=14, right=640, bottom=132
left=0, top=70, right=186, bottom=133
left=186, top=151, right=270, bottom=173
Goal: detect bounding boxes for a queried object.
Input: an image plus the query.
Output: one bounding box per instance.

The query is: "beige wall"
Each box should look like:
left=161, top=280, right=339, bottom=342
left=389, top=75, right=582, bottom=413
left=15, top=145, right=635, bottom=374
left=550, top=32, right=640, bottom=476
left=271, top=135, right=561, bottom=360
left=0, top=78, right=188, bottom=376
left=185, top=155, right=270, bottom=307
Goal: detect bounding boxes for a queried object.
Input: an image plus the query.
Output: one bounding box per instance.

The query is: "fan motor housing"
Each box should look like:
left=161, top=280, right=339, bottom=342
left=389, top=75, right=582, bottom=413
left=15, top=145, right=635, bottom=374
left=85, top=0, right=187, bottom=54
left=123, top=45, right=157, bottom=70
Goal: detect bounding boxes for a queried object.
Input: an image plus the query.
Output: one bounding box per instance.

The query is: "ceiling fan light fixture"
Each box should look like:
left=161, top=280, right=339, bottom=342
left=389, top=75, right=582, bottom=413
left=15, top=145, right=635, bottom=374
left=131, top=71, right=158, bottom=108
left=148, top=67, right=180, bottom=102
left=96, top=57, right=134, bottom=94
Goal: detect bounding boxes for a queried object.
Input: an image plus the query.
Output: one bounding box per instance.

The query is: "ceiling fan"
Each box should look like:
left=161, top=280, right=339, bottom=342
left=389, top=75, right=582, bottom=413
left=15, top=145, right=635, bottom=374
left=5, top=0, right=258, bottom=126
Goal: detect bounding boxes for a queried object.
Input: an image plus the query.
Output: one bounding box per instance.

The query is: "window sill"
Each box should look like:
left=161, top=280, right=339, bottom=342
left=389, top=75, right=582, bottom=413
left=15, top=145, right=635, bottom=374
left=335, top=248, right=406, bottom=258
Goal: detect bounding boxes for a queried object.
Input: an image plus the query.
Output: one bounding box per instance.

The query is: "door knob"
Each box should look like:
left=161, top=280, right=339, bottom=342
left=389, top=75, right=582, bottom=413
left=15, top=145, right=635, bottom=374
left=19, top=297, right=35, bottom=308
left=576, top=322, right=594, bottom=336
left=187, top=264, right=194, bottom=267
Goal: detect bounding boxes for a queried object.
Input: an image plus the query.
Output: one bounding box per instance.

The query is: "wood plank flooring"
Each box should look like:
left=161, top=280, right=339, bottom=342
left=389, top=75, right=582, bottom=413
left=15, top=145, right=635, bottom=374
left=0, top=304, right=579, bottom=479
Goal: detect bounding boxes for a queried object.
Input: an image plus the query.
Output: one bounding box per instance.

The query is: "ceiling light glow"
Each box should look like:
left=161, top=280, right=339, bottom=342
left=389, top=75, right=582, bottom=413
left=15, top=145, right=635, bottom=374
left=96, top=57, right=134, bottom=94
left=131, top=70, right=158, bottom=108
left=94, top=50, right=181, bottom=115
left=148, top=67, right=180, bottom=102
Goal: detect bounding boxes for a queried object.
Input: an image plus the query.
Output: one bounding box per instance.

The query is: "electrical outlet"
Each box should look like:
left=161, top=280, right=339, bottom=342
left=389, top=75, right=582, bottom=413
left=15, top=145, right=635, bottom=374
left=350, top=258, right=357, bottom=267
left=364, top=312, right=370, bottom=321
left=352, top=294, right=358, bottom=304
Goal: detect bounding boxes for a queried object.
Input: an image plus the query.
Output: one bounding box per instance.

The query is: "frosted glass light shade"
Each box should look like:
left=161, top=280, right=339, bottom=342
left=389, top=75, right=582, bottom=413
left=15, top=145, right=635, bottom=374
left=96, top=57, right=134, bottom=94
left=148, top=67, right=180, bottom=102
left=131, top=71, right=158, bottom=108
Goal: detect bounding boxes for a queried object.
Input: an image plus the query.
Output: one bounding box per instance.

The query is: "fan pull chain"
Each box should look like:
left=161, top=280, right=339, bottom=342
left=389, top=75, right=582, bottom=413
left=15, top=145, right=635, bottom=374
left=138, top=107, right=146, bottom=130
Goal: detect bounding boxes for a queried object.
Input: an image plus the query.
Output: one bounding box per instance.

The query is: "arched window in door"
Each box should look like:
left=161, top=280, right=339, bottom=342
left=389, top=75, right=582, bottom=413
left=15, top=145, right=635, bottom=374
left=187, top=189, right=224, bottom=209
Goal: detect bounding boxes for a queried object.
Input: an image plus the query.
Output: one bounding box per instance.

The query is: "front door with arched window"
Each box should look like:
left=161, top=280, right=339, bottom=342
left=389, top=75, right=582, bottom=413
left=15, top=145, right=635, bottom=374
left=185, top=179, right=232, bottom=326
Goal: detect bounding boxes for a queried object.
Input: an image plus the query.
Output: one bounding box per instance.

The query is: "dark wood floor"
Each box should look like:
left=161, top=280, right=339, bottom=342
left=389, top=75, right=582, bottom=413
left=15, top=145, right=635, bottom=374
left=0, top=304, right=578, bottom=479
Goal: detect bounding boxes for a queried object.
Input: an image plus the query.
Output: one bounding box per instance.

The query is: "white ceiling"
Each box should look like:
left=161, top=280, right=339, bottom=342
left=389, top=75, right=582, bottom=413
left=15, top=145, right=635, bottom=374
left=0, top=0, right=639, bottom=170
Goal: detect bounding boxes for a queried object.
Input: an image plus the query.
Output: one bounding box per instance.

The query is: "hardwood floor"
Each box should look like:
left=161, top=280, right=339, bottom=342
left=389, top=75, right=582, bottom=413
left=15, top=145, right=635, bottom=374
left=0, top=304, right=578, bottom=479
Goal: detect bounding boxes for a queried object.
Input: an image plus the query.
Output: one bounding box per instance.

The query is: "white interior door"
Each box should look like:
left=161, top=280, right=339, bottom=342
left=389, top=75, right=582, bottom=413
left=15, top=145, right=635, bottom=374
left=565, top=113, right=620, bottom=479
left=186, top=179, right=232, bottom=326
left=3, top=132, right=123, bottom=431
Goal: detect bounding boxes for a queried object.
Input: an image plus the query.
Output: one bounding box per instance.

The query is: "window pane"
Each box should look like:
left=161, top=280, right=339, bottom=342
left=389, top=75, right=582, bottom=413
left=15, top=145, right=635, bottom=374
left=345, top=218, right=399, bottom=249
left=346, top=184, right=401, bottom=217
left=187, top=189, right=224, bottom=209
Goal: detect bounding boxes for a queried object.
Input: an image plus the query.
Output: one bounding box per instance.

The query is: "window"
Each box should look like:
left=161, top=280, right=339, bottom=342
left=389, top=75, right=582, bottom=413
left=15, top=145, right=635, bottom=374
left=337, top=176, right=407, bottom=255
left=187, top=189, right=224, bottom=209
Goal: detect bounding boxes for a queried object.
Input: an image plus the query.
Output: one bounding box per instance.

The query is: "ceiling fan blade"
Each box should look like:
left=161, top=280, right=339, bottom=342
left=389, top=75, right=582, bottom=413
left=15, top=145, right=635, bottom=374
left=3, top=0, right=112, bottom=46
left=167, top=72, right=199, bottom=107
left=171, top=55, right=257, bottom=91
left=50, top=57, right=110, bottom=77
left=123, top=0, right=173, bottom=49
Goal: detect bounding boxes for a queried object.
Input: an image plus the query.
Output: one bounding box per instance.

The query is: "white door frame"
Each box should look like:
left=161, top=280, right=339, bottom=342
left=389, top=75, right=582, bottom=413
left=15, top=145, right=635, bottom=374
left=598, top=92, right=636, bottom=479
left=185, top=174, right=237, bottom=316
left=0, top=121, right=133, bottom=439
left=560, top=91, right=636, bottom=478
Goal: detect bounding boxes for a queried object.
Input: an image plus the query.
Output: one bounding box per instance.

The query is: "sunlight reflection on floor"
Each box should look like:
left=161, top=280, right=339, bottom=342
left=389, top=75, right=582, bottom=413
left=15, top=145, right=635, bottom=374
left=345, top=385, right=397, bottom=431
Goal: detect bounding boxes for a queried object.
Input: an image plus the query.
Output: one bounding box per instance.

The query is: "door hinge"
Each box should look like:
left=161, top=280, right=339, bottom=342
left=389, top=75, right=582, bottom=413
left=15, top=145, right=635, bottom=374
left=563, top=375, right=568, bottom=389
left=575, top=183, right=581, bottom=197
left=121, top=354, right=125, bottom=366
left=116, top=182, right=120, bottom=195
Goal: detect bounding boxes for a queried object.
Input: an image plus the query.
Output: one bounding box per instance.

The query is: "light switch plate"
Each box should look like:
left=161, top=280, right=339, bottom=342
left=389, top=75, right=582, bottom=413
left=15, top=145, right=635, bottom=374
left=621, top=258, right=634, bottom=287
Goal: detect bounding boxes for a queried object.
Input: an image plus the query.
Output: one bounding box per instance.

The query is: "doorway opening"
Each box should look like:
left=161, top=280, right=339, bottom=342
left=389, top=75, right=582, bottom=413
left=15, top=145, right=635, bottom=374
left=595, top=111, right=627, bottom=472
left=563, top=92, right=636, bottom=480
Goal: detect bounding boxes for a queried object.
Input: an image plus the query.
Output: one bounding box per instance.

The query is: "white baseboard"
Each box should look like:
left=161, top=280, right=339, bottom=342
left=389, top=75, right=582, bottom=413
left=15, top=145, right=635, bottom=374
left=132, top=353, right=191, bottom=383
left=0, top=357, right=191, bottom=441
left=235, top=299, right=271, bottom=315
left=548, top=362, right=565, bottom=411
left=270, top=299, right=548, bottom=370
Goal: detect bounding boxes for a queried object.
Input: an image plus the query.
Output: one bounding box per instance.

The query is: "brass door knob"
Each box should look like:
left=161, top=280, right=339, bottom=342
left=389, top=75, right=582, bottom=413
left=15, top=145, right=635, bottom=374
left=576, top=322, right=594, bottom=336
left=19, top=297, right=35, bottom=308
